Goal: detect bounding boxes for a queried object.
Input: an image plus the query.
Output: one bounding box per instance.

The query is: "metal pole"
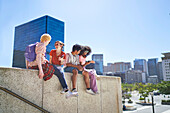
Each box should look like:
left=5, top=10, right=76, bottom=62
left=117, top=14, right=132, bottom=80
left=151, top=95, right=155, bottom=113
left=0, top=86, right=50, bottom=113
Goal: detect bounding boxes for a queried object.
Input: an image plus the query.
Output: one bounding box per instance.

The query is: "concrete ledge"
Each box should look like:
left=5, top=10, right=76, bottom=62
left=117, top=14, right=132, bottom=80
left=0, top=67, right=122, bottom=113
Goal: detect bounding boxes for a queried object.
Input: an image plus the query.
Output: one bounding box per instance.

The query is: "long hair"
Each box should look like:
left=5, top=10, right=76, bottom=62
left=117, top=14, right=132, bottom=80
left=79, top=46, right=92, bottom=57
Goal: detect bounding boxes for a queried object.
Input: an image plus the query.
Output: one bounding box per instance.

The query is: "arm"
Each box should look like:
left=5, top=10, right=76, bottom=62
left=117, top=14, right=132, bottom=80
left=66, top=63, right=79, bottom=68
left=25, top=59, right=29, bottom=69
left=50, top=56, right=52, bottom=64
left=66, top=63, right=83, bottom=71
left=80, top=61, right=90, bottom=68
left=80, top=60, right=95, bottom=68
left=66, top=54, right=83, bottom=71
left=35, top=43, right=45, bottom=79
left=36, top=54, right=44, bottom=79
left=59, top=53, right=66, bottom=65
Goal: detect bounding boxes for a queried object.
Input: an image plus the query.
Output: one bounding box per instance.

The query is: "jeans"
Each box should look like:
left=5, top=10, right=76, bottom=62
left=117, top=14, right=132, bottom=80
left=64, top=66, right=82, bottom=74
left=52, top=64, right=68, bottom=89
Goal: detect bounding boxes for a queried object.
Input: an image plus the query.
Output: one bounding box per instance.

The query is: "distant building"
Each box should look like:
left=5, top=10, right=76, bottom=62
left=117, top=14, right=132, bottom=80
left=103, top=63, right=114, bottom=75
left=113, top=62, right=131, bottom=73
left=147, top=75, right=158, bottom=84
left=157, top=62, right=163, bottom=82
left=103, top=62, right=131, bottom=75
left=148, top=58, right=158, bottom=76
left=134, top=59, right=148, bottom=75
left=125, top=62, right=131, bottom=70
left=142, top=72, right=147, bottom=83
left=92, top=54, right=103, bottom=75
left=114, top=72, right=125, bottom=83
left=12, top=15, right=64, bottom=68
left=107, top=63, right=113, bottom=66
left=162, top=52, right=170, bottom=81
left=103, top=65, right=113, bottom=75
left=125, top=70, right=143, bottom=84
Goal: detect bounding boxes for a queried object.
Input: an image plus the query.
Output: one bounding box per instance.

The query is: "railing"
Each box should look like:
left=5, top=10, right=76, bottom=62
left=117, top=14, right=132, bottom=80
left=0, top=86, right=50, bottom=113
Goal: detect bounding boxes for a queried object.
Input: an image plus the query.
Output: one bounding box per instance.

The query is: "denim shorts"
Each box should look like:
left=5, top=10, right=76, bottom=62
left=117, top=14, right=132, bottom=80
left=64, top=67, right=82, bottom=74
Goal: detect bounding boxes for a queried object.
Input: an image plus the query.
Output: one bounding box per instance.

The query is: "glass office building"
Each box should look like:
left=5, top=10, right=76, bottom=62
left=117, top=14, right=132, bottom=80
left=148, top=58, right=158, bottom=76
left=92, top=54, right=103, bottom=75
left=157, top=62, right=163, bottom=82
left=12, top=15, right=64, bottom=68
left=134, top=59, right=148, bottom=75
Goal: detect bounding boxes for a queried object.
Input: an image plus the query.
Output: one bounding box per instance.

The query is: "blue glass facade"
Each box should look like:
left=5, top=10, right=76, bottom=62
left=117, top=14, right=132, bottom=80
left=148, top=58, right=158, bottom=76
left=92, top=54, right=103, bottom=75
left=12, top=15, right=64, bottom=68
left=134, top=59, right=148, bottom=75
left=157, top=62, right=163, bottom=82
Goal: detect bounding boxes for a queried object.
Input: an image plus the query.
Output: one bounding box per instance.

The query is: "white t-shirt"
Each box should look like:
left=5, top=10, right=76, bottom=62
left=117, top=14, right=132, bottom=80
left=66, top=53, right=80, bottom=65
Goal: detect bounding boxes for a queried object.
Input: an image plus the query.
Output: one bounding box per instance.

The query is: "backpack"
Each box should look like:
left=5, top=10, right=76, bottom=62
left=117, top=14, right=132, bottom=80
left=25, top=42, right=39, bottom=62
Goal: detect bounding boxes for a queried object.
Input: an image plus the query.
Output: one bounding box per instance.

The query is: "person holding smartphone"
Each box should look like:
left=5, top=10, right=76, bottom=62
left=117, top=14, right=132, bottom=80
left=49, top=41, right=68, bottom=94
left=79, top=46, right=99, bottom=94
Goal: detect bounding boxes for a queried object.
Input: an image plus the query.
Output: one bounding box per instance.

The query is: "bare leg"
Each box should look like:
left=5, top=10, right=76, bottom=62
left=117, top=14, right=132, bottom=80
left=82, top=71, right=90, bottom=88
left=72, top=69, right=78, bottom=89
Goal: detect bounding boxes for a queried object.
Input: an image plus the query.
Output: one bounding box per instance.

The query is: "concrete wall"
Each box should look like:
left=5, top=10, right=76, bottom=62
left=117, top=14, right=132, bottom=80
left=0, top=67, right=122, bottom=113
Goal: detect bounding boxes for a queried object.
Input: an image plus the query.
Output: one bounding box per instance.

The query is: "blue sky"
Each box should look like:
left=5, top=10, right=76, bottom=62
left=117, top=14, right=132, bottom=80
left=0, top=0, right=170, bottom=67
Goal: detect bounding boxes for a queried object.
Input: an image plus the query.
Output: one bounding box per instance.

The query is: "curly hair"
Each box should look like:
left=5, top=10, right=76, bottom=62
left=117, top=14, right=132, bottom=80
left=79, top=46, right=92, bottom=57
left=40, top=33, right=51, bottom=42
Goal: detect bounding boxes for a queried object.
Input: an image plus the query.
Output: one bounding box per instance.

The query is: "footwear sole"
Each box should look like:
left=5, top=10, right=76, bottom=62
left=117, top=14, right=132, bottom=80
left=66, top=93, right=78, bottom=99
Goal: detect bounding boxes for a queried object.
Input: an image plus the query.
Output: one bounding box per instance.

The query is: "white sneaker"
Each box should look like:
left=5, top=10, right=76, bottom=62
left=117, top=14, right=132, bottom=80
left=66, top=91, right=78, bottom=99
left=95, top=91, right=99, bottom=94
left=72, top=92, right=78, bottom=97
left=86, top=89, right=95, bottom=95
left=60, top=88, right=68, bottom=94
left=72, top=89, right=78, bottom=93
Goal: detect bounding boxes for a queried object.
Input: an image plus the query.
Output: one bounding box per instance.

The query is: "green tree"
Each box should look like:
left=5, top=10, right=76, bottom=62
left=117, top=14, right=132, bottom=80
left=146, top=83, right=157, bottom=92
left=122, top=83, right=135, bottom=92
left=157, top=81, right=170, bottom=94
left=136, top=83, right=150, bottom=103
left=121, top=83, right=135, bottom=100
left=136, top=83, right=158, bottom=103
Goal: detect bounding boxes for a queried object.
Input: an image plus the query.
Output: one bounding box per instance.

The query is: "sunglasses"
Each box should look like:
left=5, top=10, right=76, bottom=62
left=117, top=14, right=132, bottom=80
left=84, top=51, right=89, bottom=53
left=55, top=43, right=62, bottom=46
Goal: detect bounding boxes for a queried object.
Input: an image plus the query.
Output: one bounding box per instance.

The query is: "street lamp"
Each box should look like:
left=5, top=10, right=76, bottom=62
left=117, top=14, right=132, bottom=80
left=150, top=92, right=155, bottom=113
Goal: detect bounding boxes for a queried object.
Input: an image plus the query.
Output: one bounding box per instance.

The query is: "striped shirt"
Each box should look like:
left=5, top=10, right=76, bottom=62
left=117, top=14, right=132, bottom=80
left=66, top=53, right=80, bottom=65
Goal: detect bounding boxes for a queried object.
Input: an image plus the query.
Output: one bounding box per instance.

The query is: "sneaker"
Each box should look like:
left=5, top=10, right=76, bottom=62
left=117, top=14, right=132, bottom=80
left=72, top=88, right=78, bottom=93
left=60, top=88, right=68, bottom=94
left=95, top=91, right=99, bottom=94
left=66, top=91, right=78, bottom=99
left=72, top=92, right=78, bottom=96
left=86, top=89, right=95, bottom=95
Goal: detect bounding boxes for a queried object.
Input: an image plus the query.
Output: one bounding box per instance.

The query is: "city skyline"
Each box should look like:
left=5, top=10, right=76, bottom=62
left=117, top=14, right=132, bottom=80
left=103, top=55, right=166, bottom=82
left=1, top=0, right=170, bottom=67
left=104, top=57, right=161, bottom=68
